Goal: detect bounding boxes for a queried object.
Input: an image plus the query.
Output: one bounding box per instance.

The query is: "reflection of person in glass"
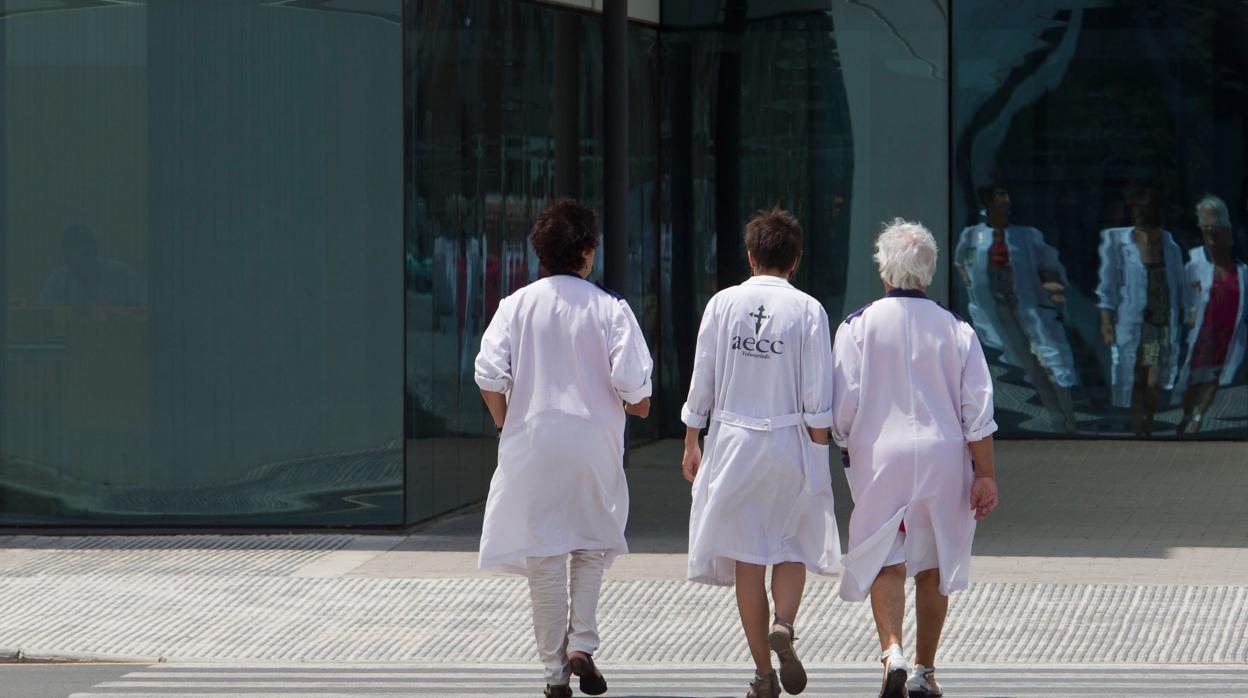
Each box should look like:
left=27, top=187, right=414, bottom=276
left=1096, top=188, right=1183, bottom=436
left=36, top=225, right=141, bottom=306
left=1175, top=196, right=1247, bottom=435
left=955, top=184, right=1078, bottom=432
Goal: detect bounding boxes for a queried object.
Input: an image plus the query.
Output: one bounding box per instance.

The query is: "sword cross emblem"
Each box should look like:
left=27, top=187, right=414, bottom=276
left=748, top=305, right=770, bottom=335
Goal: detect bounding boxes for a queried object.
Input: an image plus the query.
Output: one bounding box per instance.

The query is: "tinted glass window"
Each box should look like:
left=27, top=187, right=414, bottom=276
left=0, top=0, right=403, bottom=524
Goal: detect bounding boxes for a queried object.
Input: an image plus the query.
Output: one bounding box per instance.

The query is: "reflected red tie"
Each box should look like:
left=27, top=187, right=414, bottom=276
left=988, top=228, right=1011, bottom=269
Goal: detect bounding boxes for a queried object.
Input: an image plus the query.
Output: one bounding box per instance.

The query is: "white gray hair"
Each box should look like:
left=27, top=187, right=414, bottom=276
left=874, top=218, right=938, bottom=290
left=1195, top=194, right=1231, bottom=228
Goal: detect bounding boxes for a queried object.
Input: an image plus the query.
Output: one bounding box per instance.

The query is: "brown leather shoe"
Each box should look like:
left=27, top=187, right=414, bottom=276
left=768, top=619, right=807, bottom=694
left=544, top=684, right=572, bottom=698
left=746, top=669, right=780, bottom=698
left=568, top=651, right=607, bottom=696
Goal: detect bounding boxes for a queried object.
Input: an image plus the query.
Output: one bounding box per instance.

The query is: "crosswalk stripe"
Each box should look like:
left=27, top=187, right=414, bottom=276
left=70, top=663, right=1248, bottom=697
left=119, top=670, right=1246, bottom=681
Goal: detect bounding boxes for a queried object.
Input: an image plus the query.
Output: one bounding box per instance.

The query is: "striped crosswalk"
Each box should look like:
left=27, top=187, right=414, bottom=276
left=68, top=662, right=1248, bottom=697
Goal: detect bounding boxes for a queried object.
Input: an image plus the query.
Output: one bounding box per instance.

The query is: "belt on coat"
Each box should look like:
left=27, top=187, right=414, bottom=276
left=712, top=409, right=804, bottom=431
left=711, top=409, right=827, bottom=495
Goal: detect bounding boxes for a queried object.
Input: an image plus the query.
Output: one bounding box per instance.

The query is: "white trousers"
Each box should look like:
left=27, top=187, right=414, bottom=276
left=525, top=549, right=608, bottom=686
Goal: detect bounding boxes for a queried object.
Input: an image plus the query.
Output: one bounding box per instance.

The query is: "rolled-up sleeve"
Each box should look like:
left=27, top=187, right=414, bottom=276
left=960, top=330, right=998, bottom=442
left=474, top=298, right=513, bottom=393
left=830, top=321, right=862, bottom=448
left=609, top=299, right=654, bottom=404
left=802, top=305, right=835, bottom=429
left=681, top=299, right=719, bottom=429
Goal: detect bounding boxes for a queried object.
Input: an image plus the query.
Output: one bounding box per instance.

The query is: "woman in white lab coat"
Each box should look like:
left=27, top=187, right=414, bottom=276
left=832, top=219, right=999, bottom=698
left=475, top=199, right=653, bottom=698
left=1175, top=196, right=1248, bottom=434
left=954, top=184, right=1078, bottom=432
left=1095, top=189, right=1183, bottom=435
left=682, top=208, right=839, bottom=698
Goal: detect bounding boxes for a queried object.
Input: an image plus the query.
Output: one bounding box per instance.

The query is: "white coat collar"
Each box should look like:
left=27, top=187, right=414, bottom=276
left=742, top=275, right=794, bottom=288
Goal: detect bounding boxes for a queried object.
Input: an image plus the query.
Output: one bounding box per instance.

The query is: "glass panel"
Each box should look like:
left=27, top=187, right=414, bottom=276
left=408, top=0, right=608, bottom=522
left=953, top=1, right=1248, bottom=438
left=0, top=0, right=403, bottom=525
left=627, top=24, right=661, bottom=442
left=659, top=1, right=949, bottom=427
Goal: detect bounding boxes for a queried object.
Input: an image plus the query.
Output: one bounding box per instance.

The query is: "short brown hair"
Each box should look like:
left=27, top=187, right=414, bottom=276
left=1128, top=187, right=1164, bottom=228
left=744, top=206, right=803, bottom=271
left=531, top=198, right=599, bottom=276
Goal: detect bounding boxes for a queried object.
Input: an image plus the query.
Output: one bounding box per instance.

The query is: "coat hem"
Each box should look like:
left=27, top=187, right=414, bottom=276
left=688, top=550, right=841, bottom=587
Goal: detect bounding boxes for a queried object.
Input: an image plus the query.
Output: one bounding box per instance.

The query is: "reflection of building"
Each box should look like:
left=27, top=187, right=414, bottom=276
left=1, top=0, right=1246, bottom=528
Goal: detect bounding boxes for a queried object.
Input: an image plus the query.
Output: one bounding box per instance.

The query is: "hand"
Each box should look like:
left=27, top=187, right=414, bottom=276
left=624, top=397, right=651, bottom=418
left=681, top=440, right=702, bottom=484
left=969, top=476, right=999, bottom=521
left=808, top=427, right=829, bottom=445
left=1042, top=281, right=1066, bottom=305
left=1099, top=320, right=1115, bottom=346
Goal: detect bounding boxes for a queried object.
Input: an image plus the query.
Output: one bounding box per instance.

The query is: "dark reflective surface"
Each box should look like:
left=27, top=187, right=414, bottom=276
left=0, top=0, right=403, bottom=524
left=953, top=1, right=1248, bottom=438
left=408, top=1, right=637, bottom=521
left=660, top=0, right=949, bottom=427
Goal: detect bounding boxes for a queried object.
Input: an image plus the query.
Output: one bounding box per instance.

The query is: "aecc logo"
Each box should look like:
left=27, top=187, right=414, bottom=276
left=731, top=305, right=784, bottom=356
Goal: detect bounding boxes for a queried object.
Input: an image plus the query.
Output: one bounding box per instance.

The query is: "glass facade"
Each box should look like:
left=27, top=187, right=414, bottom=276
left=2, top=0, right=1243, bottom=527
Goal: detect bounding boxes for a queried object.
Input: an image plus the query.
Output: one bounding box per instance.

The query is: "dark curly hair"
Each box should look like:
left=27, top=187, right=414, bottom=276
left=531, top=198, right=600, bottom=276
left=744, top=206, right=803, bottom=272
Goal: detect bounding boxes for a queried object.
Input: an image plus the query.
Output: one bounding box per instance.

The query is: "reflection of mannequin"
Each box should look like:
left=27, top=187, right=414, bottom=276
left=955, top=185, right=1078, bottom=432
left=1176, top=196, right=1247, bottom=434
left=1096, top=189, right=1183, bottom=435
left=37, top=225, right=141, bottom=306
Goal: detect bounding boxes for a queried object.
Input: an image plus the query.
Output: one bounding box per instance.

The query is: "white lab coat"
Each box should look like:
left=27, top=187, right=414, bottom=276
left=1174, top=247, right=1248, bottom=394
left=954, top=224, right=1077, bottom=387
left=682, top=275, right=840, bottom=587
left=831, top=290, right=997, bottom=601
left=474, top=275, right=654, bottom=575
left=1095, top=227, right=1184, bottom=407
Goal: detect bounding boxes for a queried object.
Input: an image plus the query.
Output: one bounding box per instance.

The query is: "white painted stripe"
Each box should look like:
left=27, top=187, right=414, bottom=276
left=150, top=661, right=1248, bottom=671
left=98, top=680, right=1248, bottom=690
left=118, top=670, right=1248, bottom=682
left=66, top=692, right=1232, bottom=698
left=73, top=694, right=423, bottom=698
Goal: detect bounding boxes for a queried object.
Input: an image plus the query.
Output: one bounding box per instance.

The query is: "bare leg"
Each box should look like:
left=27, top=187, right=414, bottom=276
left=1144, top=364, right=1162, bottom=434
left=870, top=563, right=907, bottom=652
left=736, top=561, right=773, bottom=674
left=1190, top=382, right=1220, bottom=432
left=770, top=562, right=806, bottom=624
left=914, top=569, right=948, bottom=669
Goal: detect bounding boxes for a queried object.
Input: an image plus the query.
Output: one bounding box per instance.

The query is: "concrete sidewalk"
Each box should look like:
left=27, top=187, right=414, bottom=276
left=0, top=440, right=1244, bottom=666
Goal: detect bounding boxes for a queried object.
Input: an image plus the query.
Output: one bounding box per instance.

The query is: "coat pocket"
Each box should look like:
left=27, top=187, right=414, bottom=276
left=804, top=439, right=833, bottom=494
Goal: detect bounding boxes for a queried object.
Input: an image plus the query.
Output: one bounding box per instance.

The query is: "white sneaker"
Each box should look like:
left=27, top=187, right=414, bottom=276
left=906, top=664, right=942, bottom=696
left=879, top=644, right=908, bottom=698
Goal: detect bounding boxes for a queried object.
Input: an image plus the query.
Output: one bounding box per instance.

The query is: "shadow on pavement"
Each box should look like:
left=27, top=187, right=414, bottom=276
left=411, top=438, right=1248, bottom=560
